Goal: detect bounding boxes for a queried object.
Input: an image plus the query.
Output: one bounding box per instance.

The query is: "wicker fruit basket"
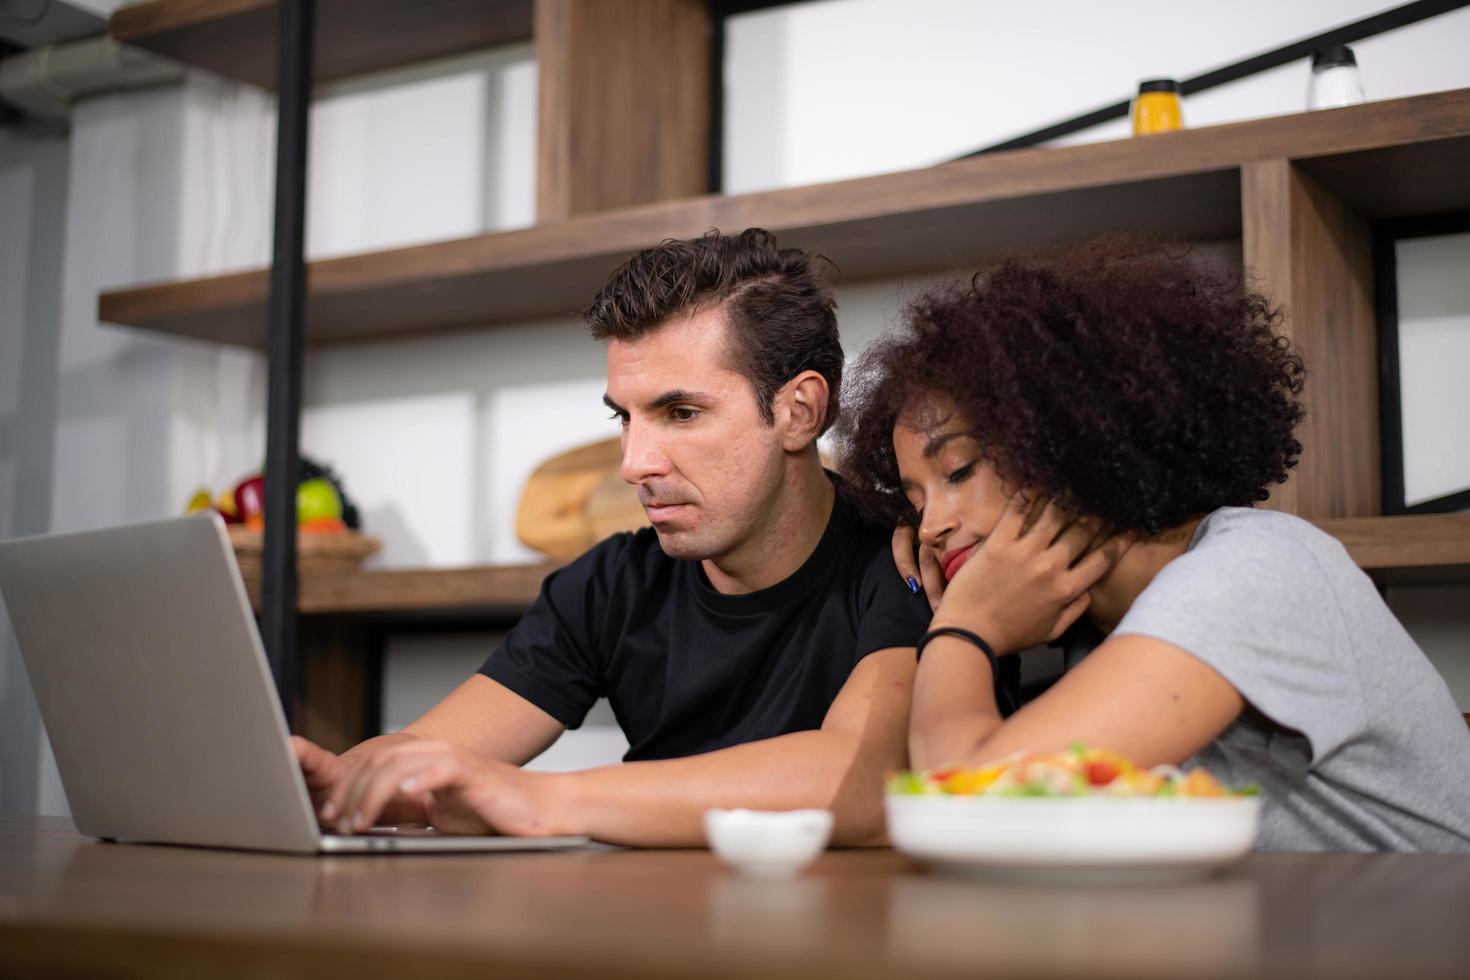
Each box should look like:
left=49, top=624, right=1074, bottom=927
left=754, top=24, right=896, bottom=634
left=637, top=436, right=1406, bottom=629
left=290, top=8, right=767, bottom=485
left=227, top=526, right=382, bottom=577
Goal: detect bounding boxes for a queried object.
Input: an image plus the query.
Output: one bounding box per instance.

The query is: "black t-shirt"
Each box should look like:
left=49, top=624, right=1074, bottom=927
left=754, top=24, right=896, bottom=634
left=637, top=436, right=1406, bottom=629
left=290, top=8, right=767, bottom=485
left=479, top=486, right=934, bottom=761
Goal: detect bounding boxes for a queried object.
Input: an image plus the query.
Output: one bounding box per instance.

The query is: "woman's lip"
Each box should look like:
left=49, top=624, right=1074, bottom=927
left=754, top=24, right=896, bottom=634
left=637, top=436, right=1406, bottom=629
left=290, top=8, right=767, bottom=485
left=941, top=543, right=977, bottom=582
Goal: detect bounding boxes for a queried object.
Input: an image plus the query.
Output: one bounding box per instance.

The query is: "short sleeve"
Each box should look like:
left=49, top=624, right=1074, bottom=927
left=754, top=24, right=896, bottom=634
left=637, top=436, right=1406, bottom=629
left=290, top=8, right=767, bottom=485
left=1113, top=519, right=1366, bottom=763
left=478, top=534, right=628, bottom=730
left=854, top=545, right=934, bottom=659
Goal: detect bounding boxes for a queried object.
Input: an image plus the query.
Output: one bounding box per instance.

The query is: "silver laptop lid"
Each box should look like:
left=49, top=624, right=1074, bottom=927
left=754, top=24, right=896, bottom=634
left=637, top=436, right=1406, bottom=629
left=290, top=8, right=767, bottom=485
left=0, top=514, right=322, bottom=853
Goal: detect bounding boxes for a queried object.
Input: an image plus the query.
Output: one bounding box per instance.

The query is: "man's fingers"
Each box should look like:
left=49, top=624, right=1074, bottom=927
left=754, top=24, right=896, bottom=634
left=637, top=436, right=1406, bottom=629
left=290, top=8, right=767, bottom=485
left=326, top=745, right=405, bottom=826
left=292, top=735, right=341, bottom=793
left=329, top=743, right=449, bottom=832
left=343, top=756, right=421, bottom=832
left=332, top=745, right=417, bottom=828
left=322, top=771, right=358, bottom=826
left=330, top=740, right=476, bottom=830
left=349, top=755, right=462, bottom=833
left=292, top=735, right=325, bottom=769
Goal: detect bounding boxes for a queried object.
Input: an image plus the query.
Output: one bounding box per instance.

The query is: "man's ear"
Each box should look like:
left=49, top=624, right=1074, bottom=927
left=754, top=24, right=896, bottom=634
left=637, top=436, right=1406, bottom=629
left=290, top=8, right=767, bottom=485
left=774, top=370, right=830, bottom=452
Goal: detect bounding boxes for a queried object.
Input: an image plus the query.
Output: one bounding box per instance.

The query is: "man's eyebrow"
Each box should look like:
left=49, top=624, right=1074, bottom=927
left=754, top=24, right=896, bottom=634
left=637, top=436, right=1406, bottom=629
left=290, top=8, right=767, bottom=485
left=923, top=431, right=966, bottom=458
left=602, top=394, right=625, bottom=414
left=649, top=389, right=709, bottom=410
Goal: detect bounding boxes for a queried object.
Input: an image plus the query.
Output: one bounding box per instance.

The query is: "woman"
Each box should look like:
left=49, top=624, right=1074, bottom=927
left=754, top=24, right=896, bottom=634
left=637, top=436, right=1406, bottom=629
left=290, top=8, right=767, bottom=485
left=836, top=239, right=1470, bottom=852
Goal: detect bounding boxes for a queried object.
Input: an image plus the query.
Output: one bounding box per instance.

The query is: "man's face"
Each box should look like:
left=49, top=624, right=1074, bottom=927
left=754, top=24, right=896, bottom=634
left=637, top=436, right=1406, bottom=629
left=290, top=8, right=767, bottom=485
left=604, top=307, right=786, bottom=561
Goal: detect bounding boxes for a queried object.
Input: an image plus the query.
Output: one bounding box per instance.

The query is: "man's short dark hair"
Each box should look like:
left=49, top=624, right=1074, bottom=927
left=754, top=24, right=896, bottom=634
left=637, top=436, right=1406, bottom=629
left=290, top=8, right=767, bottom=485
left=584, top=228, right=843, bottom=434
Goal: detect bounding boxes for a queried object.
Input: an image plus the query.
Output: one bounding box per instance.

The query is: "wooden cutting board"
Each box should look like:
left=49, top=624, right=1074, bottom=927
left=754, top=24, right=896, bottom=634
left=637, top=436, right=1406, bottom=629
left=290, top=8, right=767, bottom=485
left=516, top=437, right=648, bottom=559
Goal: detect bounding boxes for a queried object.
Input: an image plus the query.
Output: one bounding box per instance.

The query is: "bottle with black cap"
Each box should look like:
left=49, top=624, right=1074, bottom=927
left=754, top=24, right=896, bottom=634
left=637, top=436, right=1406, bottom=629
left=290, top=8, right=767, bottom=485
left=1132, top=78, right=1183, bottom=135
left=1308, top=45, right=1364, bottom=110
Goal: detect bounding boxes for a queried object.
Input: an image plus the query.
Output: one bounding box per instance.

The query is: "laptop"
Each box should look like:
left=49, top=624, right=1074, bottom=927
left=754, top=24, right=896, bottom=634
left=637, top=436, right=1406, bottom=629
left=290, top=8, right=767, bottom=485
left=0, top=513, right=588, bottom=855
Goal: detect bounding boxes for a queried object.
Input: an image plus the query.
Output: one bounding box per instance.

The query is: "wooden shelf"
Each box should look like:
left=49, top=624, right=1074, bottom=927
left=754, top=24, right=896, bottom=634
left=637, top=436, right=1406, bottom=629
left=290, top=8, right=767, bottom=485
left=243, top=561, right=558, bottom=617
left=112, top=0, right=534, bottom=90
left=240, top=515, right=1470, bottom=619
left=97, top=88, right=1470, bottom=350
left=1314, top=514, right=1470, bottom=585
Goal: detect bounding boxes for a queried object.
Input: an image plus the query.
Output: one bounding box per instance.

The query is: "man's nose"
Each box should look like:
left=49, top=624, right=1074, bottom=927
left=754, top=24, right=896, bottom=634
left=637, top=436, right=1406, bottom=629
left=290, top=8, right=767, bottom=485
left=620, top=422, right=670, bottom=485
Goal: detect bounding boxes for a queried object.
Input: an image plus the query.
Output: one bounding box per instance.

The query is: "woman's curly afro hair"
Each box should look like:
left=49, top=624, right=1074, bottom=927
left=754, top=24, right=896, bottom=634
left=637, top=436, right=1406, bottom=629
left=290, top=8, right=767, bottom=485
left=835, top=238, right=1306, bottom=535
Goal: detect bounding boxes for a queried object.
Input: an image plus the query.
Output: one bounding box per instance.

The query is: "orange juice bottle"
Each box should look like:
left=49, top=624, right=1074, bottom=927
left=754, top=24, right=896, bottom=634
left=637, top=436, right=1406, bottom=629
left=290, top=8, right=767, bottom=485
left=1132, top=79, right=1183, bottom=135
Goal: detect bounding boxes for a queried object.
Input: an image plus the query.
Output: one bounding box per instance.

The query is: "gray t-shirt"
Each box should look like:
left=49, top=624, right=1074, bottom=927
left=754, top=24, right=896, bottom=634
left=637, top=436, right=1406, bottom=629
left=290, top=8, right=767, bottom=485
left=1113, top=507, right=1470, bottom=852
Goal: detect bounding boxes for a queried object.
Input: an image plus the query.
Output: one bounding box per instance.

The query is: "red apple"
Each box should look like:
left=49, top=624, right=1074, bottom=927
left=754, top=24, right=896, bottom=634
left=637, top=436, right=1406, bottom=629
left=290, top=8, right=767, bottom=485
left=234, top=474, right=266, bottom=524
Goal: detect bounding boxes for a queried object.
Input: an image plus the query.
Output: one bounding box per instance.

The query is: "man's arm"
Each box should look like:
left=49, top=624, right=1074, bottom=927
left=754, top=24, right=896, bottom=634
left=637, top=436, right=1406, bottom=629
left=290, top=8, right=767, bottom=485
left=321, top=647, right=915, bottom=846
left=295, top=674, right=565, bottom=830
left=552, top=646, right=915, bottom=846
left=296, top=531, right=614, bottom=830
left=401, top=673, right=566, bottom=763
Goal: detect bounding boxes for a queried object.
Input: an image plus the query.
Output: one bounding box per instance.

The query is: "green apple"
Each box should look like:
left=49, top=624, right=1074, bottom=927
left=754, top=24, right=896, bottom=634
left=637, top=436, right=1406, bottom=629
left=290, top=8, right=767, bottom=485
left=296, top=478, right=343, bottom=525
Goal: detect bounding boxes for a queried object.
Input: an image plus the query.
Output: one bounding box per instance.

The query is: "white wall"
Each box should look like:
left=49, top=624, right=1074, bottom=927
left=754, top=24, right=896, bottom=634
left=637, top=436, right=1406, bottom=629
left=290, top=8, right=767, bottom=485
left=0, top=45, right=542, bottom=813
left=0, top=80, right=264, bottom=817
left=3, top=0, right=1468, bottom=814
left=0, top=127, right=69, bottom=816
left=723, top=0, right=1470, bottom=190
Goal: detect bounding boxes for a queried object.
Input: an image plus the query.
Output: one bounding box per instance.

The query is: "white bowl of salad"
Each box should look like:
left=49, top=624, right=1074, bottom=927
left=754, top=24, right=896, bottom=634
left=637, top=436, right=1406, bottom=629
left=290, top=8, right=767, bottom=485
left=885, top=746, right=1261, bottom=881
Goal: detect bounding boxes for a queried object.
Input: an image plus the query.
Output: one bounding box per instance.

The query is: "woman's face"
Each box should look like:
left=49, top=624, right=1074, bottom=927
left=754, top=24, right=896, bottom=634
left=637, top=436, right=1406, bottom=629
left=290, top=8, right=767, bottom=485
left=892, top=400, right=1014, bottom=583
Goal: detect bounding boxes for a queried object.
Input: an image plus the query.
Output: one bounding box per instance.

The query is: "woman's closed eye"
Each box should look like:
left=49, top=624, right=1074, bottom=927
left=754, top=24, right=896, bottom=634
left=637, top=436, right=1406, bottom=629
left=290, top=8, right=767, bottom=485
left=946, top=461, right=977, bottom=485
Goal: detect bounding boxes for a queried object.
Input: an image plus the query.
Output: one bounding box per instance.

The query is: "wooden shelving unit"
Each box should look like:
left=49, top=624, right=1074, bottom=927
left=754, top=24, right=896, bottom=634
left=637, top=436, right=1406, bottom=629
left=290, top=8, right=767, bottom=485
left=242, top=561, right=558, bottom=616
left=112, top=0, right=535, bottom=89
left=1317, top=515, right=1470, bottom=585
left=97, top=84, right=1470, bottom=596
left=99, top=89, right=1470, bottom=349
left=100, top=5, right=1470, bottom=752
left=234, top=514, right=1470, bottom=620
left=105, top=90, right=1470, bottom=586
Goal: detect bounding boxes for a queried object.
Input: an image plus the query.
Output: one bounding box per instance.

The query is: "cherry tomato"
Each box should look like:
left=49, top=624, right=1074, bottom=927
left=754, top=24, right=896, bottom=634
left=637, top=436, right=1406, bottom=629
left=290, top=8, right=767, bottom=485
left=1085, top=760, right=1120, bottom=787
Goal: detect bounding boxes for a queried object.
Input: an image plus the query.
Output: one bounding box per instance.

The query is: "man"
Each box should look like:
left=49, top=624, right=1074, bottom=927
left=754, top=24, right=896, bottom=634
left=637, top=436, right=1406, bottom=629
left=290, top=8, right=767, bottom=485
left=293, top=228, right=932, bottom=846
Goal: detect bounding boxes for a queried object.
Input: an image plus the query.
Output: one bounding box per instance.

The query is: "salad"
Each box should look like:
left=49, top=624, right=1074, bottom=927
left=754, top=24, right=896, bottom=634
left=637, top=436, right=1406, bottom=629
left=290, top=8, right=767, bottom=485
left=887, top=745, right=1259, bottom=799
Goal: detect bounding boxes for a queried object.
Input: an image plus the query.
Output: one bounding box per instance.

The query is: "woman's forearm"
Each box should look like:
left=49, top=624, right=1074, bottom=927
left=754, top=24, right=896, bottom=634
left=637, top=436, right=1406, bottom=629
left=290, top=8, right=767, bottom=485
left=909, top=635, right=1005, bottom=770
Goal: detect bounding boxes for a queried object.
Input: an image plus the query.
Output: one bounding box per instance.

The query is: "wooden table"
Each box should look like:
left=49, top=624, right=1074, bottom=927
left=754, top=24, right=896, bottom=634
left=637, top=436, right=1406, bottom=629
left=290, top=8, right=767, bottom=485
left=3, top=817, right=1469, bottom=979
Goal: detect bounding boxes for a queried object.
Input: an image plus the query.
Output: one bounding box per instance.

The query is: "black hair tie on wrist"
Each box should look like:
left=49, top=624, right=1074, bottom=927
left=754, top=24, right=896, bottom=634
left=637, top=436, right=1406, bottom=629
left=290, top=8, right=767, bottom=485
left=916, top=626, right=999, bottom=676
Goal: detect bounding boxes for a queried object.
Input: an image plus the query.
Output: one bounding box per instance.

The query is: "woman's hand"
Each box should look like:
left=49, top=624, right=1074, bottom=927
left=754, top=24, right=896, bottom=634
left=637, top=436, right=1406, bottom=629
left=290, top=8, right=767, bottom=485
left=930, top=492, right=1128, bottom=654
left=892, top=524, right=946, bottom=611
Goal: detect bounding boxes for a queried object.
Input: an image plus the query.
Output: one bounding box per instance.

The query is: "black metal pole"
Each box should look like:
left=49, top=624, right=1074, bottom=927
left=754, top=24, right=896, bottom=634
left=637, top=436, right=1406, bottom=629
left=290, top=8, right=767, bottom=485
left=262, top=0, right=315, bottom=712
